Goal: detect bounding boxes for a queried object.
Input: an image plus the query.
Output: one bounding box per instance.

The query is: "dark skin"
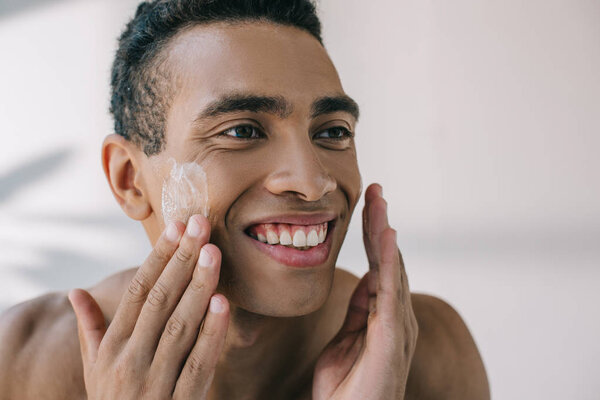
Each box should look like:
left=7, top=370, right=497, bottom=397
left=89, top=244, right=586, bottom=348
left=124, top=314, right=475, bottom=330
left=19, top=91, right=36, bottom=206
left=0, top=22, right=489, bottom=399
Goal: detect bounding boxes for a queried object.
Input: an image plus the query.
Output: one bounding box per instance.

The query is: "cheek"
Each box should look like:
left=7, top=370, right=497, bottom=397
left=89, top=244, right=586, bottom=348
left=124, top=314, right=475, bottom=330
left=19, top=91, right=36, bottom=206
left=326, top=151, right=362, bottom=208
left=205, top=152, right=265, bottom=203
left=161, top=159, right=211, bottom=225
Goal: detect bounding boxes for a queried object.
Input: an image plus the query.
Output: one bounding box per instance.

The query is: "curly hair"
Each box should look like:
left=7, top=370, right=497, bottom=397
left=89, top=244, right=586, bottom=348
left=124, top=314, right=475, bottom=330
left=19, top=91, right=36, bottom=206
left=109, top=0, right=322, bottom=156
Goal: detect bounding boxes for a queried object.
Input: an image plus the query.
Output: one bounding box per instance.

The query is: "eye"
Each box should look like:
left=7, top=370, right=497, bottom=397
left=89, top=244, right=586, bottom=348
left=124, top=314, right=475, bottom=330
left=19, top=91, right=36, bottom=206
left=315, top=126, right=354, bottom=140
left=221, top=125, right=263, bottom=139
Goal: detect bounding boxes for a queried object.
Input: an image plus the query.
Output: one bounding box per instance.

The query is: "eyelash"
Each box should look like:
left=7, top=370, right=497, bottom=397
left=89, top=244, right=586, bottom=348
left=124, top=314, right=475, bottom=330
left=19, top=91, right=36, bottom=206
left=314, top=126, right=354, bottom=141
left=221, top=125, right=264, bottom=140
left=220, top=124, right=354, bottom=141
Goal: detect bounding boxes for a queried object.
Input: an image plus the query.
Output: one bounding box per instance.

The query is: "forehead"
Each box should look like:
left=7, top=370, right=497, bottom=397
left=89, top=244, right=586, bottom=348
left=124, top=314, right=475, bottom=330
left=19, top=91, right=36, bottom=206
left=165, top=21, right=343, bottom=108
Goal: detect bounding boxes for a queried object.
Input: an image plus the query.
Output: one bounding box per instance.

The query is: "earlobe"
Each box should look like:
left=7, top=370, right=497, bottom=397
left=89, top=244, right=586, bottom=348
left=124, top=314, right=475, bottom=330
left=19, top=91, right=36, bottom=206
left=102, top=134, right=152, bottom=221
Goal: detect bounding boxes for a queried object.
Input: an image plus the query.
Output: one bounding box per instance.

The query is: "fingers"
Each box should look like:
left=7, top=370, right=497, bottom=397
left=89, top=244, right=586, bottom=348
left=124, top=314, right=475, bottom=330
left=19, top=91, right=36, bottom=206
left=174, top=294, right=230, bottom=399
left=128, top=215, right=211, bottom=357
left=337, top=272, right=371, bottom=336
left=362, top=184, right=411, bottom=316
left=149, top=244, right=222, bottom=390
left=376, top=229, right=402, bottom=315
left=68, top=289, right=107, bottom=366
left=362, top=183, right=390, bottom=311
left=362, top=184, right=388, bottom=268
left=107, top=220, right=184, bottom=340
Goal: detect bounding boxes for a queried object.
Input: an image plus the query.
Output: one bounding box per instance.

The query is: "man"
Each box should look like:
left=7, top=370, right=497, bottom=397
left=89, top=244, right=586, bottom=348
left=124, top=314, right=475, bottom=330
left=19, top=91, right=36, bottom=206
left=0, top=1, right=490, bottom=398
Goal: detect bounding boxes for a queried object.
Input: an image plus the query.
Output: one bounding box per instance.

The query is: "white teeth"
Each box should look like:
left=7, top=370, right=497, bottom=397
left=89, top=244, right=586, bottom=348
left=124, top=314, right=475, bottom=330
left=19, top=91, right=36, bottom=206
left=307, top=230, right=319, bottom=246
left=279, top=230, right=292, bottom=245
left=293, top=230, right=307, bottom=247
left=253, top=223, right=329, bottom=247
left=266, top=230, right=279, bottom=244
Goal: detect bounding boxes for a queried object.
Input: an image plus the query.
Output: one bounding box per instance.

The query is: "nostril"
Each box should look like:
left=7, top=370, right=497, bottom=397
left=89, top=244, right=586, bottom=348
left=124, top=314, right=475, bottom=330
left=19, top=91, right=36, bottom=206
left=263, top=166, right=337, bottom=202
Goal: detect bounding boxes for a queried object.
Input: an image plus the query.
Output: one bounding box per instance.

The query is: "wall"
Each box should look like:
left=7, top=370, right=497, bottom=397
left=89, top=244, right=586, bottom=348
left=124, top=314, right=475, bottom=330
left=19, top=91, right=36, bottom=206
left=0, top=1, right=598, bottom=398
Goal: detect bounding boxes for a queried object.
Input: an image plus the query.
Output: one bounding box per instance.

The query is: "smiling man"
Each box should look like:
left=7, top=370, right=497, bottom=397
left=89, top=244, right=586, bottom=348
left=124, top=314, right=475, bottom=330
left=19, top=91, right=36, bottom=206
left=0, top=1, right=489, bottom=399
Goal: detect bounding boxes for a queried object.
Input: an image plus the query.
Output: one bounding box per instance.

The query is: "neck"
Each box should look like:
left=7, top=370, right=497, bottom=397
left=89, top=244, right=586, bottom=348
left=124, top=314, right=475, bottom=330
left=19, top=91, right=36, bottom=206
left=210, top=303, right=315, bottom=400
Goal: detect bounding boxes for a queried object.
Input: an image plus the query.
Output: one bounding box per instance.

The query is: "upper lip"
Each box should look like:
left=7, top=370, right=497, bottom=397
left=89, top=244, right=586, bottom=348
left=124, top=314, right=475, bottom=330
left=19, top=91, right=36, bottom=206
left=243, top=212, right=338, bottom=229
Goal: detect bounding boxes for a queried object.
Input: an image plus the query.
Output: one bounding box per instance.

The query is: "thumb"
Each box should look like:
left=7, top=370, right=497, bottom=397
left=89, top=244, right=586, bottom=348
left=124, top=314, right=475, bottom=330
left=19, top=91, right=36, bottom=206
left=337, top=272, right=371, bottom=335
left=68, top=288, right=106, bottom=366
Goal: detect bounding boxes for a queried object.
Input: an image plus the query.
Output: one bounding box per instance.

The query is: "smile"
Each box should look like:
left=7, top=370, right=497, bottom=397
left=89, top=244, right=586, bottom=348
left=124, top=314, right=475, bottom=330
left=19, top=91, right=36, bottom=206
left=246, top=223, right=328, bottom=250
left=243, top=215, right=336, bottom=267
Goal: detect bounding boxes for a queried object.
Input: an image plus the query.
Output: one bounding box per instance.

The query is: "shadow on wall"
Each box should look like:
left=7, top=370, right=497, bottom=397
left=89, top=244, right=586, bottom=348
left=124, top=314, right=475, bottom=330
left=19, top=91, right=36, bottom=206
left=0, top=147, right=149, bottom=313
left=0, top=148, right=72, bottom=202
left=0, top=211, right=149, bottom=313
left=0, top=244, right=113, bottom=312
left=0, top=0, right=71, bottom=19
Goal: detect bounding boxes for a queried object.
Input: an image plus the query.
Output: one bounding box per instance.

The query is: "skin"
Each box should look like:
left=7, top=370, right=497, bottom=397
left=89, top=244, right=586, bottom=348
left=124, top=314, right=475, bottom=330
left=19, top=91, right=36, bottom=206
left=0, top=22, right=490, bottom=399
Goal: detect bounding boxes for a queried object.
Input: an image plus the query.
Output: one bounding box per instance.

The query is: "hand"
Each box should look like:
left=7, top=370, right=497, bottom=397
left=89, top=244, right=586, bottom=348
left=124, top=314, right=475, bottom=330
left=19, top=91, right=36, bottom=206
left=68, top=215, right=229, bottom=399
left=313, top=184, right=418, bottom=400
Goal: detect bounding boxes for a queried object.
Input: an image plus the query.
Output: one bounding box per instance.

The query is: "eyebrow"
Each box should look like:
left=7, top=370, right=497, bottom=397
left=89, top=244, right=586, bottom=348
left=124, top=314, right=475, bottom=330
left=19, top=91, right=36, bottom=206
left=311, top=95, right=360, bottom=121
left=194, top=92, right=360, bottom=123
left=196, top=94, right=293, bottom=120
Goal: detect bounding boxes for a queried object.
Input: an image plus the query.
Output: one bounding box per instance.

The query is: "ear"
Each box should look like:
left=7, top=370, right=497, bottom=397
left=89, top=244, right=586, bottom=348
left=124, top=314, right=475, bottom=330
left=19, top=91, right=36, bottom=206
left=102, top=134, right=152, bottom=221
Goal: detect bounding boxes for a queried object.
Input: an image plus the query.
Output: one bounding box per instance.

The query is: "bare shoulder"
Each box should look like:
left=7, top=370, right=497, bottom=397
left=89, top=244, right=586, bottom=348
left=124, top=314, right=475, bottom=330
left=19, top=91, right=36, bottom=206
left=0, top=292, right=85, bottom=400
left=329, top=270, right=489, bottom=399
left=332, top=267, right=361, bottom=297
left=407, top=294, right=490, bottom=400
left=0, top=268, right=135, bottom=400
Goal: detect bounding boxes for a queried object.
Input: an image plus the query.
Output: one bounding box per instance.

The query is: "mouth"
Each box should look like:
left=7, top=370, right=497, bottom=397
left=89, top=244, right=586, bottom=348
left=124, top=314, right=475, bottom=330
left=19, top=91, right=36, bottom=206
left=243, top=214, right=336, bottom=267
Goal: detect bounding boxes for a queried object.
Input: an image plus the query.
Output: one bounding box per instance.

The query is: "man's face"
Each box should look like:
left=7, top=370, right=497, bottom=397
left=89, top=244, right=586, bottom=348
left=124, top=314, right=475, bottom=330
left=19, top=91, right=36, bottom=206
left=140, top=22, right=361, bottom=317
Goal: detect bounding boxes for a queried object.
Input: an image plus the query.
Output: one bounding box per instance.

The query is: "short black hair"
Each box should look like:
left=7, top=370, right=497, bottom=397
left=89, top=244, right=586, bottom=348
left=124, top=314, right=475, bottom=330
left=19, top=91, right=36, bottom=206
left=110, top=0, right=323, bottom=156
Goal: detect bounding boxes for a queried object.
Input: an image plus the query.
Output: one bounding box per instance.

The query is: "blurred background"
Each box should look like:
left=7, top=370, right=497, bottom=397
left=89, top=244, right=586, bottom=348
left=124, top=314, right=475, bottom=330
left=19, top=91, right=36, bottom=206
left=0, top=0, right=598, bottom=398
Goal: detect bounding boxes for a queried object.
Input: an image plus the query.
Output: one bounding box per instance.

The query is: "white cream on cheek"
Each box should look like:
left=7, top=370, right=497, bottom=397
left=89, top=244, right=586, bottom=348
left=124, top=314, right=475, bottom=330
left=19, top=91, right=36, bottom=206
left=161, top=158, right=210, bottom=225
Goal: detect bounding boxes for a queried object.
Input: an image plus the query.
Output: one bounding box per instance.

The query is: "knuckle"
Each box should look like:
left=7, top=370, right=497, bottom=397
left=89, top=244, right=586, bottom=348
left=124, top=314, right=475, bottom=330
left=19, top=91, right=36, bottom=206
left=127, top=273, right=152, bottom=303
left=174, top=246, right=195, bottom=265
left=201, top=325, right=217, bottom=338
left=151, top=244, right=173, bottom=266
left=139, top=380, right=153, bottom=398
left=147, top=281, right=170, bottom=310
left=188, top=278, right=207, bottom=294
left=186, top=352, right=208, bottom=376
left=396, top=288, right=404, bottom=303
left=164, top=315, right=187, bottom=341
left=98, top=334, right=119, bottom=355
left=114, top=353, right=135, bottom=380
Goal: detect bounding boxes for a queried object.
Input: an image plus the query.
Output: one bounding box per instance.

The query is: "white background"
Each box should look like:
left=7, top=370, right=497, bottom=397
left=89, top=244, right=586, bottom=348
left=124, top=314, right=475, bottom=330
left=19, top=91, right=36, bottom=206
left=0, top=1, right=598, bottom=398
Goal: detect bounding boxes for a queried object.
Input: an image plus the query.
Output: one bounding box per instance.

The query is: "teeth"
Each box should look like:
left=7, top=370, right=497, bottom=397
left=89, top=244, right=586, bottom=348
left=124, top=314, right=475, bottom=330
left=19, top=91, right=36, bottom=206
left=279, top=230, right=292, bottom=245
left=307, top=230, right=319, bottom=246
left=249, top=222, right=330, bottom=248
left=266, top=230, right=279, bottom=244
left=293, top=230, right=307, bottom=247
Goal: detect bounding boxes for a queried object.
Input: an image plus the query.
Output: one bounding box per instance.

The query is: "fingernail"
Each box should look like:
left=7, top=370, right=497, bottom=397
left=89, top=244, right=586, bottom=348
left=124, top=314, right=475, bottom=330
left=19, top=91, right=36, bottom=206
left=165, top=222, right=180, bottom=242
left=377, top=185, right=383, bottom=197
left=198, top=246, right=213, bottom=268
left=187, top=216, right=201, bottom=238
left=209, top=296, right=224, bottom=313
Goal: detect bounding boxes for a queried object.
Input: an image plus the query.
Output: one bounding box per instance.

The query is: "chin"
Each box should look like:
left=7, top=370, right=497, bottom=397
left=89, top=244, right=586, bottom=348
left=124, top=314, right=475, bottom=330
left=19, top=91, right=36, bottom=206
left=218, top=255, right=338, bottom=317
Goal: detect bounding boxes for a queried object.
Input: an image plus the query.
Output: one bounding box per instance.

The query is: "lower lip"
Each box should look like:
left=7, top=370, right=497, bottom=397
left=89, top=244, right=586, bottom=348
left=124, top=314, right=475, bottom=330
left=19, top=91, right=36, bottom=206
left=247, top=225, right=334, bottom=268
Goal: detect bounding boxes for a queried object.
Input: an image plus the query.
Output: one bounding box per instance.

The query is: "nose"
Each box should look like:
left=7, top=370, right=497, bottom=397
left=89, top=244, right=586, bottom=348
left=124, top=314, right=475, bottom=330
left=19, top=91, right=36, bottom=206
left=264, top=138, right=337, bottom=202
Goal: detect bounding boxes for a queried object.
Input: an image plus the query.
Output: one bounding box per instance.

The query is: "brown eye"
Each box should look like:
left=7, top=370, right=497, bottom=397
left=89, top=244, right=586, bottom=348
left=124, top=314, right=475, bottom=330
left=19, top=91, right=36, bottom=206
left=223, top=125, right=262, bottom=139
left=315, top=126, right=353, bottom=140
